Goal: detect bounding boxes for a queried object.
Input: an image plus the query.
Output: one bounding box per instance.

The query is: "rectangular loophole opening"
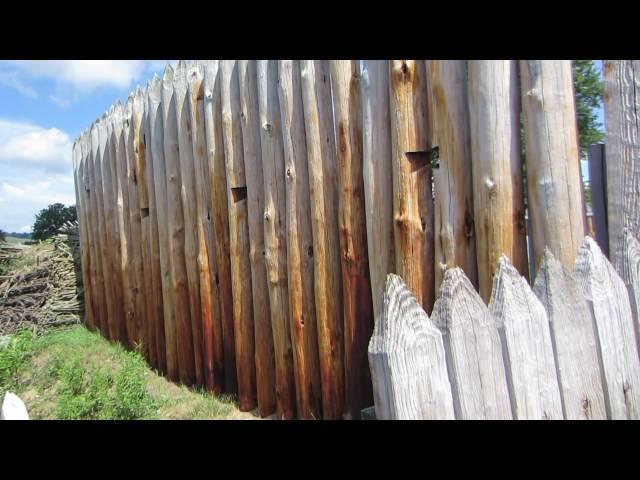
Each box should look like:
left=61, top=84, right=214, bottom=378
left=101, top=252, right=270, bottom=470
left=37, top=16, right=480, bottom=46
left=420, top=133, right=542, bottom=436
left=231, top=186, right=247, bottom=203
left=141, top=208, right=150, bottom=218
left=405, top=151, right=430, bottom=172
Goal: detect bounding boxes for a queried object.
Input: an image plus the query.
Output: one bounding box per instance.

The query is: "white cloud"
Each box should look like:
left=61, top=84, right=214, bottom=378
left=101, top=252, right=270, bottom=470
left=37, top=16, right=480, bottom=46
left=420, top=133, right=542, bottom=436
left=0, top=118, right=75, bottom=232
left=5, top=60, right=148, bottom=92
left=49, top=94, right=72, bottom=108
left=0, top=118, right=72, bottom=171
left=0, top=71, right=38, bottom=98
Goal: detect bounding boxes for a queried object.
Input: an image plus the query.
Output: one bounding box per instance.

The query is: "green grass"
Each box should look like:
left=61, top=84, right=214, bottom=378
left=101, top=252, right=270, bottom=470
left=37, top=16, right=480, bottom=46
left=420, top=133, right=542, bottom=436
left=0, top=325, right=241, bottom=420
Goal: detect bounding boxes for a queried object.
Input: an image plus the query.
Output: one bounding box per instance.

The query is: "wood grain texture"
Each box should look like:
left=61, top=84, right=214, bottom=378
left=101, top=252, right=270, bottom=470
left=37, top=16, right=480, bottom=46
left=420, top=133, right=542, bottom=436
left=203, top=60, right=237, bottom=394
left=98, top=113, right=122, bottom=342
left=85, top=126, right=107, bottom=333
left=604, top=61, right=640, bottom=265
left=148, top=74, right=177, bottom=378
left=468, top=60, right=528, bottom=302
left=257, top=60, right=296, bottom=418
left=573, top=236, right=640, bottom=419
left=426, top=60, right=477, bottom=294
left=520, top=60, right=585, bottom=271
left=360, top=60, right=395, bottom=321
left=162, top=65, right=196, bottom=386
left=188, top=62, right=224, bottom=392
left=90, top=120, right=111, bottom=336
left=141, top=85, right=167, bottom=372
left=111, top=101, right=137, bottom=349
left=238, top=60, right=277, bottom=417
left=174, top=61, right=204, bottom=386
left=220, top=59, right=257, bottom=411
left=300, top=60, right=345, bottom=419
left=368, top=274, right=455, bottom=420
left=489, top=256, right=563, bottom=419
left=432, top=268, right=512, bottom=419
left=533, top=248, right=606, bottom=419
left=389, top=60, right=434, bottom=314
left=330, top=60, right=374, bottom=418
left=75, top=133, right=95, bottom=331
left=124, top=96, right=148, bottom=351
left=616, top=229, right=640, bottom=357
left=134, top=88, right=157, bottom=363
left=277, top=60, right=322, bottom=419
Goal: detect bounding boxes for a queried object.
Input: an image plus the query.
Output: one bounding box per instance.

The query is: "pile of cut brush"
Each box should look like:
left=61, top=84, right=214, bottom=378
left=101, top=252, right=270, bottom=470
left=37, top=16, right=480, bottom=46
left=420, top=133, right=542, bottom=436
left=0, top=221, right=84, bottom=335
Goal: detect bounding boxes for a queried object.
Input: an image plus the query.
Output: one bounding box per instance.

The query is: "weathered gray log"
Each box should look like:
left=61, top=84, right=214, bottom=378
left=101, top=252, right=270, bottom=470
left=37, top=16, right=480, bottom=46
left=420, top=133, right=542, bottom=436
left=573, top=236, right=640, bottom=419
left=616, top=229, right=640, bottom=356
left=432, top=268, right=512, bottom=419
left=368, top=274, right=455, bottom=420
left=533, top=248, right=607, bottom=420
left=489, top=256, right=563, bottom=419
left=604, top=61, right=640, bottom=266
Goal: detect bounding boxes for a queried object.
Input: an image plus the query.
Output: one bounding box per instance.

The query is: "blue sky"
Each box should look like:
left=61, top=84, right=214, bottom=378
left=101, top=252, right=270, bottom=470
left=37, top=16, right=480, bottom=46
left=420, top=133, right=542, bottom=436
left=0, top=60, right=177, bottom=233
left=0, top=60, right=605, bottom=233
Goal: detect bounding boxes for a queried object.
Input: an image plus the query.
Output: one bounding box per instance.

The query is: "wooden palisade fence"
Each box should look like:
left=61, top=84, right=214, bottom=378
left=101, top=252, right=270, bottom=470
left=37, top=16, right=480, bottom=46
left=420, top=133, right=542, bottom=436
left=73, top=60, right=635, bottom=419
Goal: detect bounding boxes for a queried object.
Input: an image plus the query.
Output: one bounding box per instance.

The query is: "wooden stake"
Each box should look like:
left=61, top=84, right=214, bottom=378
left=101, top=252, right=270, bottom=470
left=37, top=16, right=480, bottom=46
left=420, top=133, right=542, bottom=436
left=468, top=60, right=528, bottom=302
left=330, top=59, right=374, bottom=418
left=300, top=60, right=344, bottom=419
left=278, top=60, right=322, bottom=419
left=389, top=60, right=434, bottom=314
left=426, top=60, right=477, bottom=294
left=220, top=59, right=257, bottom=411
left=520, top=60, right=585, bottom=271
left=257, top=59, right=296, bottom=419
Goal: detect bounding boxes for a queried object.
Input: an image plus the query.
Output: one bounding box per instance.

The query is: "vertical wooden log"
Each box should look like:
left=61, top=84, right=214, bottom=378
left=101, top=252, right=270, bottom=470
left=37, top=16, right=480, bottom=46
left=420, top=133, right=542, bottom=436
left=468, top=60, right=528, bottom=303
left=534, top=248, right=607, bottom=420
left=188, top=61, right=225, bottom=392
left=174, top=61, right=204, bottom=386
left=124, top=96, right=148, bottom=351
left=574, top=237, right=640, bottom=419
left=587, top=144, right=609, bottom=258
left=300, top=59, right=345, bottom=419
left=75, top=134, right=95, bottom=331
left=238, top=60, right=277, bottom=417
left=520, top=60, right=585, bottom=270
left=73, top=138, right=92, bottom=329
left=220, top=59, right=257, bottom=411
left=111, top=101, right=137, bottom=348
left=617, top=229, right=640, bottom=355
left=368, top=274, right=455, bottom=420
left=90, top=120, right=111, bottom=337
left=330, top=60, right=374, bottom=419
left=360, top=60, right=395, bottom=321
left=148, top=74, right=179, bottom=380
left=278, top=60, right=322, bottom=419
left=98, top=113, right=122, bottom=342
left=133, top=87, right=158, bottom=365
left=257, top=59, right=296, bottom=419
left=161, top=65, right=196, bottom=386
left=142, top=85, right=166, bottom=371
left=432, top=268, right=512, bottom=420
left=490, top=256, right=563, bottom=419
left=604, top=60, right=640, bottom=264
left=389, top=60, right=434, bottom=314
left=427, top=60, right=478, bottom=294
left=203, top=60, right=237, bottom=394
left=82, top=130, right=103, bottom=332
left=81, top=129, right=100, bottom=333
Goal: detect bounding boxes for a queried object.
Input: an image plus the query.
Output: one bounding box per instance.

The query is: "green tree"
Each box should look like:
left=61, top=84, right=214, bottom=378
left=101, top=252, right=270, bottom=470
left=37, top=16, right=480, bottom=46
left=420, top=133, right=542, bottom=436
left=573, top=60, right=604, bottom=154
left=0, top=229, right=6, bottom=242
left=32, top=203, right=77, bottom=241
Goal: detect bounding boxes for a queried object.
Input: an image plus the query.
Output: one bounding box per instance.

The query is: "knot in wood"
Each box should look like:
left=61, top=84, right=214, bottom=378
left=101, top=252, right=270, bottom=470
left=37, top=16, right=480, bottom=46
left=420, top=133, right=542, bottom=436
left=264, top=211, right=271, bottom=221
left=205, top=90, right=213, bottom=100
left=263, top=122, right=273, bottom=134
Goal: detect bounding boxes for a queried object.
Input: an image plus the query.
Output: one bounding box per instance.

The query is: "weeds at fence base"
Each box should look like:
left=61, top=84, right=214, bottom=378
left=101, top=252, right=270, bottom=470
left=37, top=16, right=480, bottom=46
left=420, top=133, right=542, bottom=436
left=0, top=324, right=242, bottom=420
